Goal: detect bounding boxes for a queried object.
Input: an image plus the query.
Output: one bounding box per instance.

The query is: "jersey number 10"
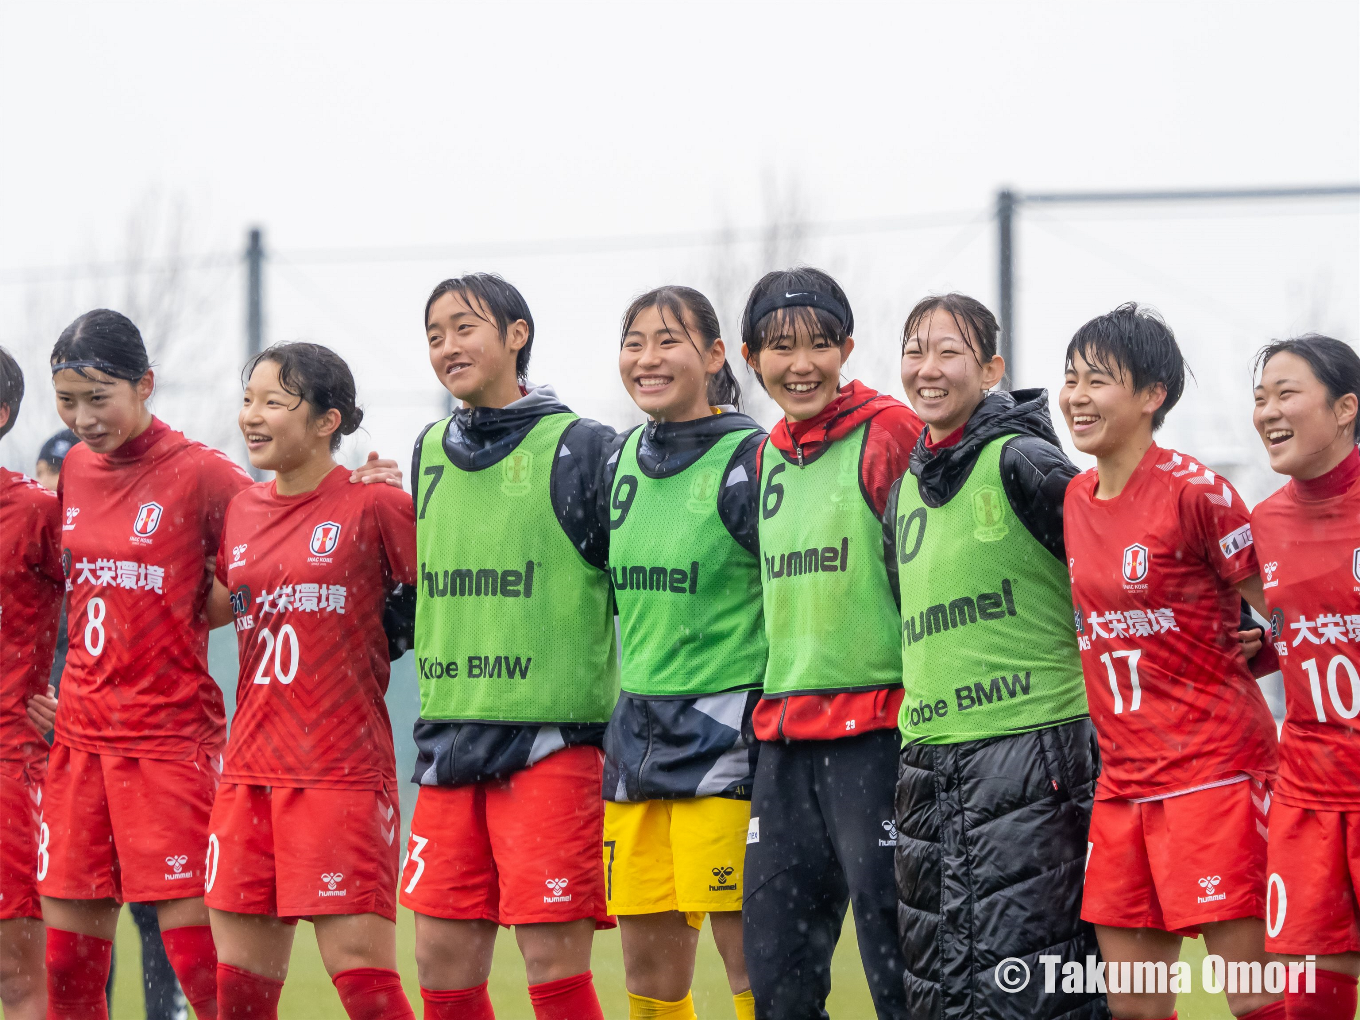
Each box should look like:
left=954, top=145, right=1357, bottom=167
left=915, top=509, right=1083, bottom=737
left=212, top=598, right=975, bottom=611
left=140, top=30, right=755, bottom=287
left=1300, top=655, right=1360, bottom=723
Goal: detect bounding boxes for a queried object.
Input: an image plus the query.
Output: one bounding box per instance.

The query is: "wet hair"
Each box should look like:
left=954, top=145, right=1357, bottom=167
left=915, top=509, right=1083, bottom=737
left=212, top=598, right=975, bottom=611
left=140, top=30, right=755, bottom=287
left=901, top=293, right=1000, bottom=362
left=424, top=273, right=535, bottom=382
left=740, top=267, right=854, bottom=362
left=1256, top=334, right=1360, bottom=443
left=0, top=346, right=22, bottom=440
left=38, top=429, right=78, bottom=468
left=1066, top=302, right=1190, bottom=431
left=620, top=286, right=741, bottom=411
left=50, top=309, right=152, bottom=383
left=245, top=342, right=363, bottom=452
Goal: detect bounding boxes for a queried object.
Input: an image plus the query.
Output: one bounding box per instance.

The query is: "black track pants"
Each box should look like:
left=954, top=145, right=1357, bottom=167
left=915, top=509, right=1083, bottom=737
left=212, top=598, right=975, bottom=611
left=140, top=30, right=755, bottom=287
left=743, top=729, right=909, bottom=1020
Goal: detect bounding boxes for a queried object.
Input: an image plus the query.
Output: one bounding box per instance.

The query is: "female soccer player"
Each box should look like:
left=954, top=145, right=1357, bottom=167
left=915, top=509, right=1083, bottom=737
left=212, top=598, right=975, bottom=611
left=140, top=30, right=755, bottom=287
left=1061, top=303, right=1282, bottom=1020
left=204, top=343, right=417, bottom=1020
left=1251, top=335, right=1360, bottom=1020
left=37, top=310, right=400, bottom=1020
left=401, top=274, right=618, bottom=1020
left=740, top=267, right=921, bottom=1020
left=0, top=348, right=63, bottom=1020
left=885, top=294, right=1104, bottom=1020
left=602, top=287, right=762, bottom=1020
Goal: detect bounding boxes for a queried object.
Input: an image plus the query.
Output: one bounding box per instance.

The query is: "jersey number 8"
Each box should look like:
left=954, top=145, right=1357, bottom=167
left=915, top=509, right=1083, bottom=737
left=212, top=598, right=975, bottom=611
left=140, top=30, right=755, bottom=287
left=84, top=596, right=107, bottom=657
left=253, top=624, right=300, bottom=686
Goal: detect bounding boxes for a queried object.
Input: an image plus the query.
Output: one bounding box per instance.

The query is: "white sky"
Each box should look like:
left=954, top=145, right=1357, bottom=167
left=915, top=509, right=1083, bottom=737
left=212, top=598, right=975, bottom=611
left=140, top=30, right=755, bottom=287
left=2, top=0, right=1357, bottom=503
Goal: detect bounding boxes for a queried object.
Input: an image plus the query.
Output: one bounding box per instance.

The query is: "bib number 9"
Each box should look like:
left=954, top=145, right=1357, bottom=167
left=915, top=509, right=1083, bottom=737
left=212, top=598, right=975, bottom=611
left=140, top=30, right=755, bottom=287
left=84, top=597, right=106, bottom=657
left=252, top=624, right=300, bottom=686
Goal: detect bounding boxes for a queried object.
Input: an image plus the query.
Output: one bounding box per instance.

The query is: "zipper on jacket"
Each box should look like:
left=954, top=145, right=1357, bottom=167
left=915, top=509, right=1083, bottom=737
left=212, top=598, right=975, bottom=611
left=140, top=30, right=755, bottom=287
left=795, top=444, right=804, bottom=466
left=777, top=697, right=789, bottom=741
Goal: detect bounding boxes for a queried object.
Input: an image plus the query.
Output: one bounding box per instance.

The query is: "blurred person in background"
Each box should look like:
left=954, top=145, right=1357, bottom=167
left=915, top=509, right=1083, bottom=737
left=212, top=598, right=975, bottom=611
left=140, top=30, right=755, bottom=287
left=34, top=428, right=77, bottom=490
left=600, top=286, right=763, bottom=1020
left=1251, top=335, right=1360, bottom=1020
left=0, top=347, right=63, bottom=1020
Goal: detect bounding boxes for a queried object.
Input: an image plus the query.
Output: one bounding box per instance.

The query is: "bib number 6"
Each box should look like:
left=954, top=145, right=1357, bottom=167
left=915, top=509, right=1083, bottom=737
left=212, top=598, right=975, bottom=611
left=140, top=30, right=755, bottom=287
left=252, top=624, right=300, bottom=686
left=84, top=597, right=106, bottom=657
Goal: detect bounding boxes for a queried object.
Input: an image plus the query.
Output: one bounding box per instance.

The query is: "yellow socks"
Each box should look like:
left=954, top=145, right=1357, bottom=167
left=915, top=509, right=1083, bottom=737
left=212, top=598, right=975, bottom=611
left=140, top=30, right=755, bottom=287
left=733, top=989, right=755, bottom=1020
left=628, top=991, right=698, bottom=1020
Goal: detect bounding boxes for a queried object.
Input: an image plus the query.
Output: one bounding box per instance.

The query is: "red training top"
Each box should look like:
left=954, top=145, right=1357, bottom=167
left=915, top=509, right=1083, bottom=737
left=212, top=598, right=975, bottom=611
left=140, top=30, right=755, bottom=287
left=56, top=418, right=250, bottom=759
left=1251, top=446, right=1360, bottom=810
left=1064, top=443, right=1277, bottom=800
left=752, top=381, right=924, bottom=742
left=0, top=469, right=64, bottom=765
left=216, top=465, right=417, bottom=790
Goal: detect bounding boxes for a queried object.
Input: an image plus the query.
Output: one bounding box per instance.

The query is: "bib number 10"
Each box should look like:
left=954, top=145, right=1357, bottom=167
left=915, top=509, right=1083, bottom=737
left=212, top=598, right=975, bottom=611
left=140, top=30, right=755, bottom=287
left=1301, top=655, right=1360, bottom=722
left=253, top=624, right=300, bottom=686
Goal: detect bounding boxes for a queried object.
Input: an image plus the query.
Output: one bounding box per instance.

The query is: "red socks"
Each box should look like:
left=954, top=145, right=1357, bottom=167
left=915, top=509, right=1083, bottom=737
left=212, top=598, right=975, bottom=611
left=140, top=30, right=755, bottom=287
left=45, top=928, right=113, bottom=1019
left=162, top=924, right=221, bottom=1019
left=218, top=963, right=285, bottom=1018
left=527, top=971, right=604, bottom=1020
left=1287, top=968, right=1360, bottom=1020
left=420, top=981, right=496, bottom=1020
left=333, top=967, right=415, bottom=1020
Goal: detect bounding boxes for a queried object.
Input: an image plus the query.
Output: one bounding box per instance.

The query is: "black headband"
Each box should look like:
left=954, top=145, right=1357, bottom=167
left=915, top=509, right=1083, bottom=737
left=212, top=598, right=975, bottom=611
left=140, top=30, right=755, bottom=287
left=50, top=359, right=144, bottom=381
left=750, top=290, right=850, bottom=331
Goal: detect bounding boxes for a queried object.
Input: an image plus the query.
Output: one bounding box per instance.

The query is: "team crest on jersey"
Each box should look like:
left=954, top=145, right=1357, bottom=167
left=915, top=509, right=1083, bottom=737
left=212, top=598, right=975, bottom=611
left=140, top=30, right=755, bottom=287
left=500, top=450, right=533, bottom=496
left=686, top=468, right=719, bottom=514
left=1353, top=548, right=1360, bottom=586
left=133, top=502, right=164, bottom=537
left=309, top=521, right=341, bottom=556
left=1122, top=543, right=1150, bottom=584
left=971, top=486, right=1009, bottom=542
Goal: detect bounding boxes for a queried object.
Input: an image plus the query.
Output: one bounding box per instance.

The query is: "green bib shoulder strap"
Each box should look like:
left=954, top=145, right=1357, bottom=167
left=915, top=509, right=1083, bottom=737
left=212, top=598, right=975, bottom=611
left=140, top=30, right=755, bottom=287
left=414, top=413, right=619, bottom=724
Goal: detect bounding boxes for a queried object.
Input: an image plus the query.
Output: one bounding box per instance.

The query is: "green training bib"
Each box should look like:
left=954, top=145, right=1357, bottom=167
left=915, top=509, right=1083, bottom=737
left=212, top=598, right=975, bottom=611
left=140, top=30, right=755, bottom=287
left=894, top=435, right=1088, bottom=744
left=414, top=413, right=619, bottom=724
left=757, top=423, right=902, bottom=697
left=608, top=426, right=766, bottom=698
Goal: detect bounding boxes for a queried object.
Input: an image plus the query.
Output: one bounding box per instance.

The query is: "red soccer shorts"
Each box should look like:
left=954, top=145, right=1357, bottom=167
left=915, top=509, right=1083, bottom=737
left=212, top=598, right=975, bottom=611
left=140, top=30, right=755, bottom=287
left=205, top=782, right=401, bottom=921
left=1082, top=777, right=1269, bottom=934
left=0, top=759, right=44, bottom=920
left=38, top=742, right=219, bottom=903
left=399, top=745, right=612, bottom=928
left=1264, top=801, right=1360, bottom=955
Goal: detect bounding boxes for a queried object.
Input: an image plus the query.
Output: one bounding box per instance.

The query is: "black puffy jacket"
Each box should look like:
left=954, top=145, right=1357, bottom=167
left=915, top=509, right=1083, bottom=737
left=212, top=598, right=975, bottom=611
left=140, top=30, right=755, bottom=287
left=888, top=391, right=1110, bottom=1020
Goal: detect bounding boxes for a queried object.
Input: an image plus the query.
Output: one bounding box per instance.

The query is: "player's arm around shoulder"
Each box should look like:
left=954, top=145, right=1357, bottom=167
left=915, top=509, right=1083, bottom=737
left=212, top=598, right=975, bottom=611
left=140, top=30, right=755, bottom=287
left=998, top=434, right=1081, bottom=562
left=552, top=417, right=624, bottom=571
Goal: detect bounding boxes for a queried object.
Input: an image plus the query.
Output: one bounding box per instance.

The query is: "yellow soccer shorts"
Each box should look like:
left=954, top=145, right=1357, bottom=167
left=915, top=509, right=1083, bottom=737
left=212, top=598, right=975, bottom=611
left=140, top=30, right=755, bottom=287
left=603, top=796, right=750, bottom=922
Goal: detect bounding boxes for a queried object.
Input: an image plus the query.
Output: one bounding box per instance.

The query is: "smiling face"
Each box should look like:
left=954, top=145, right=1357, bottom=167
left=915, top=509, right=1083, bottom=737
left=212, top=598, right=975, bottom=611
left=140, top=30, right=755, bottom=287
left=52, top=367, right=153, bottom=454
left=1060, top=349, right=1166, bottom=458
left=900, top=308, right=1004, bottom=440
left=619, top=304, right=723, bottom=423
left=239, top=358, right=338, bottom=474
left=426, top=290, right=527, bottom=409
left=1254, top=350, right=1359, bottom=479
left=743, top=310, right=853, bottom=422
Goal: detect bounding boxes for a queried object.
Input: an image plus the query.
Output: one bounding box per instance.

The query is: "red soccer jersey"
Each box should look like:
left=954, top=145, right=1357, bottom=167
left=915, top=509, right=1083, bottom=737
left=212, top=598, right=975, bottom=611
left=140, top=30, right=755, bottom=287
left=0, top=469, right=64, bottom=764
left=1064, top=443, right=1278, bottom=800
left=57, top=418, right=250, bottom=760
left=1251, top=455, right=1360, bottom=810
left=216, top=466, right=417, bottom=790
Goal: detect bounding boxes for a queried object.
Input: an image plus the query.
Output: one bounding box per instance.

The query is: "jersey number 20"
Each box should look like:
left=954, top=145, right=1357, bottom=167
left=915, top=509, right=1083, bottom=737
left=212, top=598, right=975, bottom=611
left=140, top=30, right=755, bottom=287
left=253, top=624, right=300, bottom=686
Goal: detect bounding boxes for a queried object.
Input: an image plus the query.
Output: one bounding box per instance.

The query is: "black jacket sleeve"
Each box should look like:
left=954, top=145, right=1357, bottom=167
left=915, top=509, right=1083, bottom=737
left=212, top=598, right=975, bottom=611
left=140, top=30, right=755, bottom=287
left=551, top=418, right=625, bottom=572
left=998, top=436, right=1079, bottom=563
left=716, top=430, right=763, bottom=559
left=882, top=475, right=904, bottom=610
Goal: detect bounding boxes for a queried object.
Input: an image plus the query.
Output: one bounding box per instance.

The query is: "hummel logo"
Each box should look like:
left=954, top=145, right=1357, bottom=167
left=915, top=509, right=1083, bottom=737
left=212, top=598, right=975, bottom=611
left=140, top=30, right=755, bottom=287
left=166, top=855, right=188, bottom=873
left=708, top=865, right=737, bottom=892
left=1197, top=874, right=1226, bottom=904
left=879, top=819, right=898, bottom=847
left=544, top=877, right=572, bottom=903
left=322, top=872, right=343, bottom=890
left=163, top=854, right=194, bottom=881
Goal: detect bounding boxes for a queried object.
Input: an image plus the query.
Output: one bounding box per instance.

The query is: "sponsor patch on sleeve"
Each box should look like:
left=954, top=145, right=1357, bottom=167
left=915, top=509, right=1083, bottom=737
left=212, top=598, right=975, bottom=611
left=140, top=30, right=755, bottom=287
left=746, top=817, right=759, bottom=844
left=1218, top=523, right=1253, bottom=559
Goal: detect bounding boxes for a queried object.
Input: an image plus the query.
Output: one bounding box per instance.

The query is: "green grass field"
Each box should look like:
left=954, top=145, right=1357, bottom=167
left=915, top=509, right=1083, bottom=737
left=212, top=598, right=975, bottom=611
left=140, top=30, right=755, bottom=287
left=109, top=908, right=1237, bottom=1019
